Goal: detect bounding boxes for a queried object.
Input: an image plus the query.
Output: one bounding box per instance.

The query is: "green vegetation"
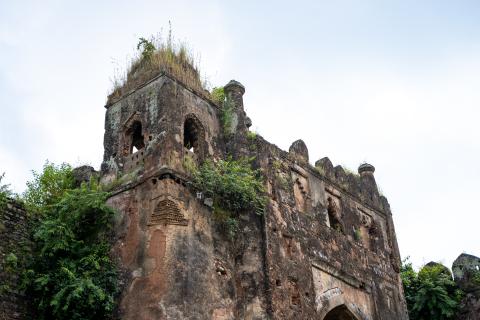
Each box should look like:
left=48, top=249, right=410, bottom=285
left=353, top=228, right=361, bottom=242
left=221, top=98, right=235, bottom=137
left=17, top=162, right=119, bottom=320
left=211, top=85, right=235, bottom=137
left=211, top=86, right=225, bottom=105
left=192, top=157, right=267, bottom=237
left=193, top=157, right=267, bottom=215
left=137, top=37, right=156, bottom=61
left=23, top=161, right=74, bottom=215
left=109, top=30, right=206, bottom=104
left=401, top=258, right=462, bottom=320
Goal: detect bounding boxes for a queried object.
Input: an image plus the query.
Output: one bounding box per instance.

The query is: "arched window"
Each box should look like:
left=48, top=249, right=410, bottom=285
left=127, top=121, right=145, bottom=154
left=183, top=115, right=205, bottom=155
left=324, top=305, right=359, bottom=320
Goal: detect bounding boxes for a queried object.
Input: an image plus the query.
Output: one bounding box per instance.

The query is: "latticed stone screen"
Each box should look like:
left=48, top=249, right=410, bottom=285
left=150, top=199, right=188, bottom=226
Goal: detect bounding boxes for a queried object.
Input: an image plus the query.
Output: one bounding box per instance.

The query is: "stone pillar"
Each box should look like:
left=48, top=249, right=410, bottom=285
left=224, top=80, right=250, bottom=134
left=358, top=163, right=377, bottom=189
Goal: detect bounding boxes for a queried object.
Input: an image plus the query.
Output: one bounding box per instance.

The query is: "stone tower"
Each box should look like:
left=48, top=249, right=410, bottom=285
left=101, top=72, right=409, bottom=319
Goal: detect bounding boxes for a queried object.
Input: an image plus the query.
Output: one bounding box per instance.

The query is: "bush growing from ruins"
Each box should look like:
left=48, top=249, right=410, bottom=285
left=211, top=86, right=225, bottom=105
left=401, top=258, right=463, bottom=320
left=23, top=161, right=75, bottom=215
left=23, top=184, right=119, bottom=320
left=193, top=157, right=267, bottom=215
left=192, top=157, right=267, bottom=236
left=137, top=37, right=156, bottom=61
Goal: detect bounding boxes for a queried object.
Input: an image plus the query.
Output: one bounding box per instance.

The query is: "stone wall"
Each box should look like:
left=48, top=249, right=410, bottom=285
left=0, top=200, right=30, bottom=320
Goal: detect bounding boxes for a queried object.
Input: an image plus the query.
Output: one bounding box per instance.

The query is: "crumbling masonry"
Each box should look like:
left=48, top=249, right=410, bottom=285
left=100, top=73, right=409, bottom=320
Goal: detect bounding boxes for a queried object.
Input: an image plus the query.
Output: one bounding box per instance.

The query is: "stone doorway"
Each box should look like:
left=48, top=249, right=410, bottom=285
left=323, top=305, right=359, bottom=320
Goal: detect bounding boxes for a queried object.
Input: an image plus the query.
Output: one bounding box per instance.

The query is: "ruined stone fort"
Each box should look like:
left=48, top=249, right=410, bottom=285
left=98, top=71, right=409, bottom=319
left=0, top=67, right=411, bottom=319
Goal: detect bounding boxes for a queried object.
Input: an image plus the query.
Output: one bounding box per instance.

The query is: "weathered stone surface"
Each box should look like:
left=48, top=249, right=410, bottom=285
left=289, top=139, right=309, bottom=163
left=0, top=200, right=31, bottom=320
left=101, top=74, right=408, bottom=319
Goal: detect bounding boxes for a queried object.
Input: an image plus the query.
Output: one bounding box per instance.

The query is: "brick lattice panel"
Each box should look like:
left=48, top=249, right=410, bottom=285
left=150, top=199, right=188, bottom=226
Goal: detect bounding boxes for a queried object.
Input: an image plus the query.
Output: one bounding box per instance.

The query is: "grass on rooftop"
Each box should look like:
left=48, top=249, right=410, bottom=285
left=108, top=35, right=209, bottom=104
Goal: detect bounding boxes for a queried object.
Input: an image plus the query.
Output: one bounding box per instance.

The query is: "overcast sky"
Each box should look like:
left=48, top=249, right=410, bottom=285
left=1, top=0, right=479, bottom=269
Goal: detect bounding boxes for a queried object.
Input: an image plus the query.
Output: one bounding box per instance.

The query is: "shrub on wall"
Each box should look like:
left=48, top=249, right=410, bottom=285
left=192, top=157, right=267, bottom=237
left=193, top=157, right=267, bottom=215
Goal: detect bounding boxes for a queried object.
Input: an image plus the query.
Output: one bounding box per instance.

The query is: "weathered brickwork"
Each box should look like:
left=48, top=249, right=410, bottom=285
left=101, top=72, right=409, bottom=319
left=0, top=201, right=30, bottom=320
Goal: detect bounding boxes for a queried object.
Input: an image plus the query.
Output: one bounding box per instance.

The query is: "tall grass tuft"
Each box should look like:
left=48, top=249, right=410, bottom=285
left=108, top=33, right=208, bottom=104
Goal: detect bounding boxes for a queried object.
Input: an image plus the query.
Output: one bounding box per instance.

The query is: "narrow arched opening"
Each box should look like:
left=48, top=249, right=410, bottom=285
left=183, top=115, right=204, bottom=155
left=127, top=121, right=145, bottom=154
left=324, top=305, right=359, bottom=320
